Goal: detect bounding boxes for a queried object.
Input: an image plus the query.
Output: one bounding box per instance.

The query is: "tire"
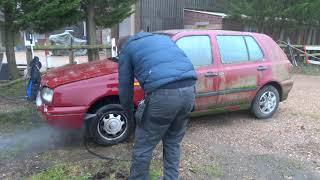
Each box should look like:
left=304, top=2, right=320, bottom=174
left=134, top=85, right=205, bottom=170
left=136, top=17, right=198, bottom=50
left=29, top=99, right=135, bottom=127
left=251, top=85, right=280, bottom=119
left=89, top=104, right=133, bottom=146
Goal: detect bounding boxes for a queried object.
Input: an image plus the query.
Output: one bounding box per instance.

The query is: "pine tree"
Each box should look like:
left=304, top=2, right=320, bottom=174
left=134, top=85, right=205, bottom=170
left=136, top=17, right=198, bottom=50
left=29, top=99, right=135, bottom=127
left=83, top=0, right=136, bottom=61
left=229, top=0, right=320, bottom=43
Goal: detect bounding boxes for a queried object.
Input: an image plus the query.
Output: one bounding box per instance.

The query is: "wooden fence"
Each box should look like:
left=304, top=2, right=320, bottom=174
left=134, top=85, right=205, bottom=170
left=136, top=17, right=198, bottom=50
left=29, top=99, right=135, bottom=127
left=1, top=44, right=320, bottom=68
left=26, top=44, right=112, bottom=65
left=279, top=44, right=320, bottom=66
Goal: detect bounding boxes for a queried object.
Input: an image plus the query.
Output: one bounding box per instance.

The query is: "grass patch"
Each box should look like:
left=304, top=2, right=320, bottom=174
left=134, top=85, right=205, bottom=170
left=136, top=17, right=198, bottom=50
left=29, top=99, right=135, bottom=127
left=190, top=163, right=223, bottom=177
left=293, top=64, right=320, bottom=76
left=150, top=160, right=163, bottom=180
left=0, top=79, right=26, bottom=97
left=28, top=159, right=163, bottom=180
left=29, top=164, right=92, bottom=180
left=0, top=104, right=42, bottom=135
left=0, top=103, right=42, bottom=160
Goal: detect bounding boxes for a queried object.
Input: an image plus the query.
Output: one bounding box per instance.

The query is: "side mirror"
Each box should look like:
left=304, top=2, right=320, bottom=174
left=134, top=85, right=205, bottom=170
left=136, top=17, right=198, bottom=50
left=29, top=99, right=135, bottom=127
left=111, top=38, right=118, bottom=57
left=110, top=56, right=119, bottom=62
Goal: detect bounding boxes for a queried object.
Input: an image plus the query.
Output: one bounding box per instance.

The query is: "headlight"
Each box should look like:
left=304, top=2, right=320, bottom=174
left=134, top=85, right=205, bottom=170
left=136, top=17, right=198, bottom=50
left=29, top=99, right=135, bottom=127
left=41, top=87, right=54, bottom=104
left=36, top=92, right=42, bottom=107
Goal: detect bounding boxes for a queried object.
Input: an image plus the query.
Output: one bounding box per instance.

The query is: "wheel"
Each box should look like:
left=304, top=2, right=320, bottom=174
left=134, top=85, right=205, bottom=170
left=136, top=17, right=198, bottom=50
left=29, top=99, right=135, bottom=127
left=89, top=104, right=133, bottom=146
left=251, top=85, right=280, bottom=119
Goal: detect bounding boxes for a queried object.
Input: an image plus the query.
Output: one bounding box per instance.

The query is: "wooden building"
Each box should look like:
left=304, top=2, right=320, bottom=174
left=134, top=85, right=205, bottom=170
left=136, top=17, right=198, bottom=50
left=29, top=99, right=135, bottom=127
left=116, top=0, right=229, bottom=37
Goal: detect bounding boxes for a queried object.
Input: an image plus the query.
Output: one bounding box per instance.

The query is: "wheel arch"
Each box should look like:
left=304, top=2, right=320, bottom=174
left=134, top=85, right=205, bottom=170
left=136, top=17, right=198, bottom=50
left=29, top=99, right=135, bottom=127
left=252, top=81, right=283, bottom=106
left=250, top=81, right=282, bottom=119
left=262, top=81, right=283, bottom=101
left=87, top=95, right=120, bottom=114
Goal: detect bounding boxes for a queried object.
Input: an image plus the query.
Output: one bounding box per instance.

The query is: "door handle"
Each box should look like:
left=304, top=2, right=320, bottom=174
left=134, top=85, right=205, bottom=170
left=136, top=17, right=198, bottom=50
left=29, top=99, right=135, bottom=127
left=204, top=71, right=219, bottom=77
left=257, top=66, right=268, bottom=71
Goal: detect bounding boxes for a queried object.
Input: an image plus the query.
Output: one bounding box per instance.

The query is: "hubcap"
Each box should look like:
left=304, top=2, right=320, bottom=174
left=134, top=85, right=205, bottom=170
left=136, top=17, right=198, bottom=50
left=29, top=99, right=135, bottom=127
left=97, top=113, right=127, bottom=140
left=259, top=91, right=277, bottom=114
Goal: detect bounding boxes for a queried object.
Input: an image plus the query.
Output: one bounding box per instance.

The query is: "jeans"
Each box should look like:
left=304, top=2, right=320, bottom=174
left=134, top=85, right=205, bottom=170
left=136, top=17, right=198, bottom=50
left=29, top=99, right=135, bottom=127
left=129, top=85, right=196, bottom=180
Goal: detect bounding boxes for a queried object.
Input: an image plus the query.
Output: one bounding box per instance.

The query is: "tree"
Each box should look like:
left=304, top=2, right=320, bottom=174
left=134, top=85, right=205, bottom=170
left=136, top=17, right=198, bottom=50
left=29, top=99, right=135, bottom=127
left=83, top=0, right=136, bottom=61
left=0, top=0, right=136, bottom=80
left=285, top=0, right=320, bottom=44
left=229, top=0, right=280, bottom=33
left=0, top=0, right=82, bottom=79
left=1, top=0, right=21, bottom=80
left=24, top=0, right=136, bottom=61
left=229, top=0, right=320, bottom=44
left=20, top=0, right=82, bottom=33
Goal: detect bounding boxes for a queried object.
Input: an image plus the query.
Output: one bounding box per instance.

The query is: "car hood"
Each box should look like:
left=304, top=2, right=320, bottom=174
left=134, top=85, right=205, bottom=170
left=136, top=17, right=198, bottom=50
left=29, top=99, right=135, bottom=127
left=41, top=59, right=118, bottom=88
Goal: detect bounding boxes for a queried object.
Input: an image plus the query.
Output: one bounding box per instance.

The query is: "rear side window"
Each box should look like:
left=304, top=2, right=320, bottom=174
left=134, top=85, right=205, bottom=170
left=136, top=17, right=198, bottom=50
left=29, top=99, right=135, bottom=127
left=217, top=36, right=249, bottom=63
left=217, top=35, right=264, bottom=64
left=245, top=36, right=264, bottom=61
left=176, top=36, right=213, bottom=67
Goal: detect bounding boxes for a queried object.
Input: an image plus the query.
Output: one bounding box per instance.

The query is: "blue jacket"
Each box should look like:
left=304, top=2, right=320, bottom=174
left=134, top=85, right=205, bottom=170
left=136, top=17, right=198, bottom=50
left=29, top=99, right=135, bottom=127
left=118, top=32, right=197, bottom=116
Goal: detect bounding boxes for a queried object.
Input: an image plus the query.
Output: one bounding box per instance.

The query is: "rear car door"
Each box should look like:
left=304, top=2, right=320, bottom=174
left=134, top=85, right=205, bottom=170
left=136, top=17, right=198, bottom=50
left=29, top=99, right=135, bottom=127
left=175, top=34, right=220, bottom=111
left=215, top=35, right=265, bottom=106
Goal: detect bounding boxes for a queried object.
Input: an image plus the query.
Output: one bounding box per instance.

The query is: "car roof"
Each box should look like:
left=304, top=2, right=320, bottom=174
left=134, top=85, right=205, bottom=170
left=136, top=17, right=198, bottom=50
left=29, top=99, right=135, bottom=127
left=156, top=29, right=263, bottom=37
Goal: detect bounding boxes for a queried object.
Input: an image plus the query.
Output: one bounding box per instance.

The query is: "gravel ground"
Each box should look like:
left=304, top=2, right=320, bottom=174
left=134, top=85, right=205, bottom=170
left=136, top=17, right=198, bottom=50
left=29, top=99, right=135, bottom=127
left=179, top=74, right=320, bottom=179
left=0, top=74, right=320, bottom=179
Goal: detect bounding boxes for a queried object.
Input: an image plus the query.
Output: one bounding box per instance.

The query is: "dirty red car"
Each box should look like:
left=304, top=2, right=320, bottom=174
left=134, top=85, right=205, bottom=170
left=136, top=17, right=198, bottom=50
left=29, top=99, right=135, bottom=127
left=37, top=30, right=294, bottom=145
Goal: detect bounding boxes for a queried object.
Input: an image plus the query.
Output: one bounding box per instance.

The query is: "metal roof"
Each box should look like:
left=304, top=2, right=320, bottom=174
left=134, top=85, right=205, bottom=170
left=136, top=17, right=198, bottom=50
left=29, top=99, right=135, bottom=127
left=184, top=8, right=228, bottom=18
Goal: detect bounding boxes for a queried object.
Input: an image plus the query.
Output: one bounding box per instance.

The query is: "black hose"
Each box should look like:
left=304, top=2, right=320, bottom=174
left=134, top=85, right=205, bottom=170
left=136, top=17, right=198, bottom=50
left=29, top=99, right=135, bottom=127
left=0, top=94, right=28, bottom=103
left=83, top=135, right=131, bottom=162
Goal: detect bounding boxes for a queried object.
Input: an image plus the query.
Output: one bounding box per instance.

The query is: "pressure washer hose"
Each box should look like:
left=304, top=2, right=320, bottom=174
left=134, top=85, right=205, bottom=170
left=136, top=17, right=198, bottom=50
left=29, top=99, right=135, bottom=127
left=83, top=133, right=131, bottom=162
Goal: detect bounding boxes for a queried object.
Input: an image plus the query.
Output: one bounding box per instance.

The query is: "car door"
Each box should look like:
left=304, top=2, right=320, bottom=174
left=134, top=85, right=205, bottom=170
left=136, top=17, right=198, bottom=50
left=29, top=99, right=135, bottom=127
left=215, top=35, right=265, bottom=106
left=174, top=33, right=220, bottom=111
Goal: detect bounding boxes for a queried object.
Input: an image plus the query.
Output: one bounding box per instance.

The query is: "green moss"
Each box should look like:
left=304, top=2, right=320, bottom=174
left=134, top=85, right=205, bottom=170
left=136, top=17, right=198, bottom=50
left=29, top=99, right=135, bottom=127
left=191, top=104, right=250, bottom=117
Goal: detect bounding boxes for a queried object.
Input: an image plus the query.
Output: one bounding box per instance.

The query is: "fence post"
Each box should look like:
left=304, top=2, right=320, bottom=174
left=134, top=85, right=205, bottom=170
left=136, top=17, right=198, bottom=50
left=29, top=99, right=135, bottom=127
left=26, top=46, right=32, bottom=65
left=0, top=52, right=3, bottom=72
left=69, top=38, right=75, bottom=64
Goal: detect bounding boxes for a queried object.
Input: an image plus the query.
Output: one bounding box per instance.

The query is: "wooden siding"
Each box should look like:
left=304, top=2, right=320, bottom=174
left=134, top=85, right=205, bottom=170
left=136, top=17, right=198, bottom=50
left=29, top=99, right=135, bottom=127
left=138, top=0, right=224, bottom=31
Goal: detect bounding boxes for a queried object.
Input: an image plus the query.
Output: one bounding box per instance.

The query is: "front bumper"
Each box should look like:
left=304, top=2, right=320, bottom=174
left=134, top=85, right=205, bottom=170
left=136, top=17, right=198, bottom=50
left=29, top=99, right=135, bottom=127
left=38, top=105, right=88, bottom=129
left=37, top=93, right=88, bottom=129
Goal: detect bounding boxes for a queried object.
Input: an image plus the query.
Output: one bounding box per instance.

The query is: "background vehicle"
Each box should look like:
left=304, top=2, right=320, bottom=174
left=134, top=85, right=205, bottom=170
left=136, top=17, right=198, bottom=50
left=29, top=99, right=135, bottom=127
left=37, top=30, right=294, bottom=145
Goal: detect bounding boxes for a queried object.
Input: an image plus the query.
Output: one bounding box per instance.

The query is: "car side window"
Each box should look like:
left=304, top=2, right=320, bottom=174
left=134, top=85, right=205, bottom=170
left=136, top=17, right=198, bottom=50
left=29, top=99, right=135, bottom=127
left=244, top=36, right=264, bottom=61
left=217, top=35, right=249, bottom=64
left=176, top=36, right=213, bottom=67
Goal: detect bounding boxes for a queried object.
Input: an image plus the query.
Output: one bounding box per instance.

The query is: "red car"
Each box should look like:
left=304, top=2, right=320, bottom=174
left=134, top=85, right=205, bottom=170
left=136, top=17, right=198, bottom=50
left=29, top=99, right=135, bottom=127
left=37, top=30, right=293, bottom=145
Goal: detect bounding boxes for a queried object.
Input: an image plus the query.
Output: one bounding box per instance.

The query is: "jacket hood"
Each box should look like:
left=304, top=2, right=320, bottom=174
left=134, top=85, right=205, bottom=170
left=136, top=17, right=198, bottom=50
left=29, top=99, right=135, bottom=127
left=122, top=32, right=154, bottom=51
left=41, top=59, right=118, bottom=88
